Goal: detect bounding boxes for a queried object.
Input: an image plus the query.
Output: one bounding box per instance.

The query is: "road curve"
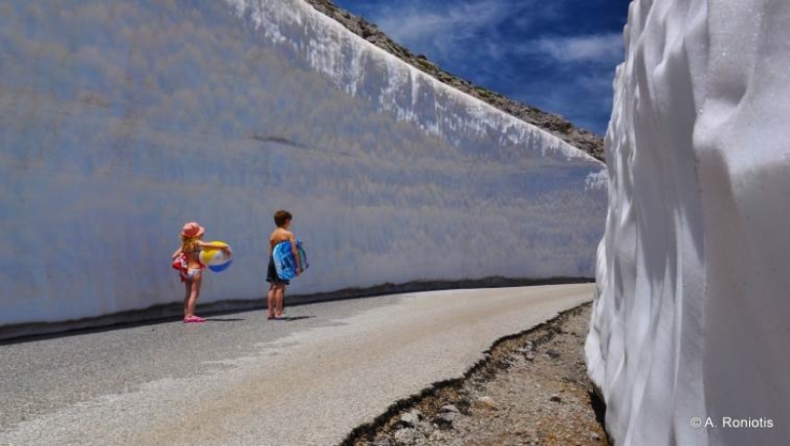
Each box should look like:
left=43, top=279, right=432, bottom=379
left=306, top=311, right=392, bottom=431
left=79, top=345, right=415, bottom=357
left=0, top=284, right=593, bottom=446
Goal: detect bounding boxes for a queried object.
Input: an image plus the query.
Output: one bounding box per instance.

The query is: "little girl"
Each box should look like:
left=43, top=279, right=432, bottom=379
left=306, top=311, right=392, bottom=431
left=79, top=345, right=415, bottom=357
left=171, top=222, right=232, bottom=323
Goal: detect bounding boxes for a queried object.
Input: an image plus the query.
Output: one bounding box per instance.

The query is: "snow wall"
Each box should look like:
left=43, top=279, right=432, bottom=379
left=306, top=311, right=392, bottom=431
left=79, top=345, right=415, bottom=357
left=586, top=0, right=789, bottom=444
left=0, top=0, right=606, bottom=328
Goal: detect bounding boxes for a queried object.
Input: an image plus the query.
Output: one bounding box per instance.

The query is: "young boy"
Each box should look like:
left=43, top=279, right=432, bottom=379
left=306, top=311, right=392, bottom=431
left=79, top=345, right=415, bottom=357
left=266, top=209, right=302, bottom=319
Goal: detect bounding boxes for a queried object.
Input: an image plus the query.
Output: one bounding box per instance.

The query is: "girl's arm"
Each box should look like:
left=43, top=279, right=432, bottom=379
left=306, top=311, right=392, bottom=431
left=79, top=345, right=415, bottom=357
left=198, top=240, right=232, bottom=255
left=171, top=247, right=183, bottom=259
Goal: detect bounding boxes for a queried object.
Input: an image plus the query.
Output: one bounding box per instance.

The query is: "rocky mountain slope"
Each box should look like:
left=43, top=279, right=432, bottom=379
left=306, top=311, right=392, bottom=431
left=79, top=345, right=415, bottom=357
left=303, top=0, right=606, bottom=162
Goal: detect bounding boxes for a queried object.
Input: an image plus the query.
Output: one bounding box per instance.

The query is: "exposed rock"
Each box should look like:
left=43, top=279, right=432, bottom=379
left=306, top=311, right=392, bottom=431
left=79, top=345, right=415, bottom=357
left=417, top=420, right=434, bottom=435
left=476, top=396, right=499, bottom=410
left=434, top=411, right=460, bottom=429
left=398, top=409, right=421, bottom=428
left=393, top=427, right=419, bottom=446
left=439, top=404, right=460, bottom=414
left=428, top=430, right=449, bottom=442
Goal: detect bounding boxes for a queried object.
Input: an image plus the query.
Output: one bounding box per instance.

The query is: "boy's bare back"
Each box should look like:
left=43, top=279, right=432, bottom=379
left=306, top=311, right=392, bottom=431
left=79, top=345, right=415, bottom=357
left=269, top=227, right=294, bottom=250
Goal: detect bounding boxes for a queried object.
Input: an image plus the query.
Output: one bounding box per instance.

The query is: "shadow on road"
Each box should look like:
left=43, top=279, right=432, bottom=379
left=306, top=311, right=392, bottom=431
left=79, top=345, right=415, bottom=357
left=277, top=316, right=314, bottom=321
left=2, top=277, right=593, bottom=344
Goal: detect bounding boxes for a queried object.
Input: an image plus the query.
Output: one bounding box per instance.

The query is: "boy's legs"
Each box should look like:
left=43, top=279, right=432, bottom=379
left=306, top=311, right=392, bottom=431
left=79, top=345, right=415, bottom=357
left=267, top=283, right=276, bottom=319
left=275, top=284, right=286, bottom=317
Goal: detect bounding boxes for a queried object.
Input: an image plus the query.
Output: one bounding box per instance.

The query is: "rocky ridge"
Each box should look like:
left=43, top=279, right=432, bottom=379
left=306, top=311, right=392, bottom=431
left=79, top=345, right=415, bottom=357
left=303, top=0, right=606, bottom=162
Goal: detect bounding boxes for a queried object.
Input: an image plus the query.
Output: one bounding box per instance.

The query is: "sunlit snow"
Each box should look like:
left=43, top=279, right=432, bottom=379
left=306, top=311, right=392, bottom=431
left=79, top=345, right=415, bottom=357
left=0, top=0, right=605, bottom=326
left=586, top=0, right=790, bottom=444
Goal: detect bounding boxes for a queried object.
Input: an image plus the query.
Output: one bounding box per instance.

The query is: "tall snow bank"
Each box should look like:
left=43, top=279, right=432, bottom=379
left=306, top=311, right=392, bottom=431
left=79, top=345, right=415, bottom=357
left=0, top=0, right=605, bottom=328
left=587, top=0, right=790, bottom=444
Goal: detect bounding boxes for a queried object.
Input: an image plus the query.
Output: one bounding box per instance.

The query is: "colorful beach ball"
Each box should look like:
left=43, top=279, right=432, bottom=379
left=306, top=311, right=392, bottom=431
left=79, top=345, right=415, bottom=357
left=200, top=241, right=233, bottom=272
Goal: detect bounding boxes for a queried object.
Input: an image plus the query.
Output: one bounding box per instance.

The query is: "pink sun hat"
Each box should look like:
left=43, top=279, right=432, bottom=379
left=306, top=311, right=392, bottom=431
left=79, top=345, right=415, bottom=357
left=181, top=221, right=205, bottom=238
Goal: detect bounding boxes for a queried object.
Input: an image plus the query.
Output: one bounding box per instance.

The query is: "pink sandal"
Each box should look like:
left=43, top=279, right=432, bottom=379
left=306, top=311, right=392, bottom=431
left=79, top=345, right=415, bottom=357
left=184, top=316, right=206, bottom=323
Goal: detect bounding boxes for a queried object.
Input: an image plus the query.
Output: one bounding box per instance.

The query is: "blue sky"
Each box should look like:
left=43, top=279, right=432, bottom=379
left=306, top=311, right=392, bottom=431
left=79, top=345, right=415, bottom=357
left=332, top=0, right=631, bottom=135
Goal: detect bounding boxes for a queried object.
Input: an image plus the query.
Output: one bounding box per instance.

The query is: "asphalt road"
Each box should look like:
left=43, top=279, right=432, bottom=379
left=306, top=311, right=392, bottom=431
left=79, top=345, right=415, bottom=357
left=0, top=284, right=594, bottom=446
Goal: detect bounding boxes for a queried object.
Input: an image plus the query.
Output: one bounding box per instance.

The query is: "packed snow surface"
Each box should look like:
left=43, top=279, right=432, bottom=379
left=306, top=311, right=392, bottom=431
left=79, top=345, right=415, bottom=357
left=0, top=0, right=605, bottom=326
left=586, top=0, right=789, bottom=444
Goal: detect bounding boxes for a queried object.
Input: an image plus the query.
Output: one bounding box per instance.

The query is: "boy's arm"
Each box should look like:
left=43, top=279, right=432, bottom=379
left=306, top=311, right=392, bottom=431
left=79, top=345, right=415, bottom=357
left=171, top=247, right=183, bottom=259
left=288, top=232, right=301, bottom=274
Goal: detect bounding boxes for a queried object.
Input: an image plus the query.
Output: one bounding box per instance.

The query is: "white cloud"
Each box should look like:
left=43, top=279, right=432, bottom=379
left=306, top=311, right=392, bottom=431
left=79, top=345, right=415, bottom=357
left=576, top=74, right=616, bottom=93
left=512, top=72, right=616, bottom=133
left=368, top=0, right=537, bottom=60
left=365, top=2, right=623, bottom=68
left=347, top=0, right=621, bottom=134
left=373, top=0, right=509, bottom=43
left=526, top=33, right=624, bottom=64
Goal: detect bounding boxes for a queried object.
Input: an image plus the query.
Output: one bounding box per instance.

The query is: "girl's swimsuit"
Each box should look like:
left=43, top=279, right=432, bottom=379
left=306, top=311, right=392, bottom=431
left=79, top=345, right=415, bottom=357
left=179, top=248, right=205, bottom=282
left=181, top=268, right=202, bottom=280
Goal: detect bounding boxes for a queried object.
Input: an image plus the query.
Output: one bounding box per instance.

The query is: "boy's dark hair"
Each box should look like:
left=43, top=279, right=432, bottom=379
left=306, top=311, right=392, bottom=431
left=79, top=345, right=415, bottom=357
left=273, top=209, right=292, bottom=228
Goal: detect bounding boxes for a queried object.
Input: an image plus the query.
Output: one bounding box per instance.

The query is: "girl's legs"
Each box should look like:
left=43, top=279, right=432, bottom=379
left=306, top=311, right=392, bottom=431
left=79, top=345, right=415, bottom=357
left=183, top=280, right=191, bottom=317
left=184, top=272, right=203, bottom=320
